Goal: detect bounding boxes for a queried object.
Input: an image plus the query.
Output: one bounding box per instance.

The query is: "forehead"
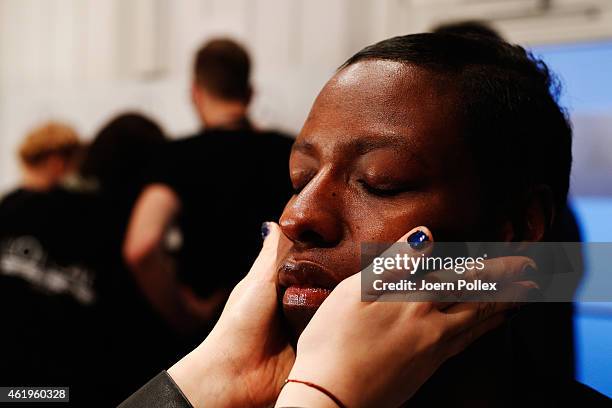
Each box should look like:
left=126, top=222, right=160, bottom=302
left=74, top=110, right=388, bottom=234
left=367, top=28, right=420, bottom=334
left=296, top=60, right=464, bottom=159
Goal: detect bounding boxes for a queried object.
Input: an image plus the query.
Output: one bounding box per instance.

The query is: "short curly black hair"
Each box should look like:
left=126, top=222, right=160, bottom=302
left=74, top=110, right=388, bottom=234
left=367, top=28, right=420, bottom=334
left=341, top=33, right=572, bottom=232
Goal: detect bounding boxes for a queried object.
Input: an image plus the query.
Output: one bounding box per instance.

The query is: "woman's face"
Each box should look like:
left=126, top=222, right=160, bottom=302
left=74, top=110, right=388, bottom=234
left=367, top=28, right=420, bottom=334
left=279, top=60, right=487, bottom=333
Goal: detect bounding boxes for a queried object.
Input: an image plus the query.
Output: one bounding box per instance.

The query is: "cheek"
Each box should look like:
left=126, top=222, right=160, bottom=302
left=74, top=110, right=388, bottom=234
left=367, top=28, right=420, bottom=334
left=328, top=195, right=449, bottom=282
left=343, top=196, right=420, bottom=243
left=344, top=192, right=472, bottom=243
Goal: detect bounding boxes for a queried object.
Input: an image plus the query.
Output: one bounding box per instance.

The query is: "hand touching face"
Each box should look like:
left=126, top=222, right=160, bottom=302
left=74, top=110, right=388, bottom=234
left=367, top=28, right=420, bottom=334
left=279, top=61, right=487, bottom=333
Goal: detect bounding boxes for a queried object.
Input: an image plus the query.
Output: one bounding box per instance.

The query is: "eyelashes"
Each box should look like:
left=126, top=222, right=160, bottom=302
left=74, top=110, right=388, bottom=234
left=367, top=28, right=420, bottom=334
left=291, top=173, right=409, bottom=198
left=357, top=180, right=408, bottom=197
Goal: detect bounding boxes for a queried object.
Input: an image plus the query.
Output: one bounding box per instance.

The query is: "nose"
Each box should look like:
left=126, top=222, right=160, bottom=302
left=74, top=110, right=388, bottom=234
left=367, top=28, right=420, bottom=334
left=280, top=171, right=344, bottom=248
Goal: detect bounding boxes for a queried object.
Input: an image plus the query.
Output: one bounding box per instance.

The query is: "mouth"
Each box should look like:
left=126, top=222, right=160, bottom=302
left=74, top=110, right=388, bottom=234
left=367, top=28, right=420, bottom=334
left=282, top=286, right=332, bottom=308
left=278, top=260, right=337, bottom=334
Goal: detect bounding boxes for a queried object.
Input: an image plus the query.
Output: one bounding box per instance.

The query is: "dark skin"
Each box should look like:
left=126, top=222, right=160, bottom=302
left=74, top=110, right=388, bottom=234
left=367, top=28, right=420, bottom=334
left=278, top=60, right=546, bottom=334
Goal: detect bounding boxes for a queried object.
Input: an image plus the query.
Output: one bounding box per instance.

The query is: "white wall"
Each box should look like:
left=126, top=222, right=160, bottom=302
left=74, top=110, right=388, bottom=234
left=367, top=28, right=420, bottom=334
left=1, top=0, right=611, bottom=195
left=0, top=0, right=399, bottom=194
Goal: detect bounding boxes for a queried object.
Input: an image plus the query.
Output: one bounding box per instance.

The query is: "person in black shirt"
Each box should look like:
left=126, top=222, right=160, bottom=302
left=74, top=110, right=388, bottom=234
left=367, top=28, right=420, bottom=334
left=0, top=113, right=170, bottom=406
left=0, top=188, right=108, bottom=404
left=80, top=113, right=180, bottom=405
left=124, top=38, right=293, bottom=334
left=0, top=123, right=95, bottom=402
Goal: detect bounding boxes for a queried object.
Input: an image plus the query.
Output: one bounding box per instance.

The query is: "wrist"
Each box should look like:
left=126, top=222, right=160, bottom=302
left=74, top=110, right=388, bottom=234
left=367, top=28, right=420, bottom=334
left=287, top=356, right=355, bottom=408
left=275, top=381, right=339, bottom=408
left=168, top=341, right=244, bottom=408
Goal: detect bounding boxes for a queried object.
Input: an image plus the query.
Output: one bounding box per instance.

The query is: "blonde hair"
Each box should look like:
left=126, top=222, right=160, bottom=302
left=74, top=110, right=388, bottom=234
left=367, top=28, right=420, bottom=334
left=19, top=122, right=82, bottom=166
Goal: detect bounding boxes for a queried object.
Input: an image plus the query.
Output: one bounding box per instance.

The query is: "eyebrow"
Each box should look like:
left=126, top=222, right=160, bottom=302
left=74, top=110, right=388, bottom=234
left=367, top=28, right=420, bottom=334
left=351, top=133, right=409, bottom=155
left=292, top=133, right=410, bottom=156
left=292, top=132, right=429, bottom=169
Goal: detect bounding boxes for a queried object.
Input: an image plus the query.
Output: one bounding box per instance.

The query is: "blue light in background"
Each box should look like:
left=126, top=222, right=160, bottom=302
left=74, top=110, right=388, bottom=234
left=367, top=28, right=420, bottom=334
left=572, top=198, right=612, bottom=397
left=532, top=41, right=612, bottom=113
left=532, top=40, right=612, bottom=398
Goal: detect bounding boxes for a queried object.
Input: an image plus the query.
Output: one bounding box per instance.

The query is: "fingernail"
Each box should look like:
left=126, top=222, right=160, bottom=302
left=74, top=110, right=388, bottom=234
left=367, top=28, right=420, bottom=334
left=261, top=222, right=270, bottom=240
left=522, top=265, right=539, bottom=283
left=407, top=230, right=428, bottom=250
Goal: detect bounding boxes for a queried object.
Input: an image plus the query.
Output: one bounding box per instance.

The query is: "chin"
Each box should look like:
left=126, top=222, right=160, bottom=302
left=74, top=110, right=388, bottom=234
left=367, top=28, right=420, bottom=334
left=280, top=286, right=332, bottom=337
left=282, top=303, right=318, bottom=337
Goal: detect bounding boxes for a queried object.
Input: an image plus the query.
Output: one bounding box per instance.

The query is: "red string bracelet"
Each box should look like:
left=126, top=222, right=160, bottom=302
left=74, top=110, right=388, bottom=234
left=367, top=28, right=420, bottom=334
left=284, top=379, right=347, bottom=408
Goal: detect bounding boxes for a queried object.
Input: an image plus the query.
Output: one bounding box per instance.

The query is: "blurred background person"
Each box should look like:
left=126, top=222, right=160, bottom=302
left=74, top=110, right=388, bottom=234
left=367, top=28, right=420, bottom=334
left=0, top=112, right=170, bottom=406
left=78, top=112, right=178, bottom=405
left=123, top=38, right=293, bottom=337
left=0, top=121, right=99, bottom=405
left=17, top=121, right=82, bottom=192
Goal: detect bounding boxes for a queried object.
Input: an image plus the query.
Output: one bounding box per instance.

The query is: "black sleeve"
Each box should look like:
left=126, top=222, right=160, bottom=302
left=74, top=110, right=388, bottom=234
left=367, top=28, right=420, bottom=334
left=118, top=371, right=193, bottom=408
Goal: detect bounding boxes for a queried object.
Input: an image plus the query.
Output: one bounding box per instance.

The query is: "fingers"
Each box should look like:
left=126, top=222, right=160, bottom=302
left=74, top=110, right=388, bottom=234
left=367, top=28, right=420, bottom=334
left=246, top=222, right=293, bottom=282
left=221, top=222, right=291, bottom=314
left=422, top=255, right=536, bottom=305
left=461, top=255, right=537, bottom=286
left=439, top=280, right=539, bottom=338
left=363, top=226, right=434, bottom=299
left=424, top=255, right=536, bottom=287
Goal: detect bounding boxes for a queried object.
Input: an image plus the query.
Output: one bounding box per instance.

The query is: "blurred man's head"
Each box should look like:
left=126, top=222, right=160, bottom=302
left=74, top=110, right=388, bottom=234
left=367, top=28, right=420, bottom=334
left=192, top=38, right=252, bottom=129
left=18, top=122, right=82, bottom=191
left=432, top=20, right=503, bottom=41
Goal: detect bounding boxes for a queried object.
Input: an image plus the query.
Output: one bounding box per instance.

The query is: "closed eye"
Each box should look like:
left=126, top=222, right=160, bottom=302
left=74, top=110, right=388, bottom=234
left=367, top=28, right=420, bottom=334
left=358, top=179, right=410, bottom=197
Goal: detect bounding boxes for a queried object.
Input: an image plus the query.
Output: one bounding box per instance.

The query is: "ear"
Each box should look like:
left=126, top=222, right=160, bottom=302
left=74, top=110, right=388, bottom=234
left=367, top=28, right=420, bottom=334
left=191, top=83, right=202, bottom=107
left=520, top=185, right=555, bottom=242
left=497, top=220, right=515, bottom=241
left=192, top=83, right=208, bottom=125
left=496, top=185, right=555, bottom=243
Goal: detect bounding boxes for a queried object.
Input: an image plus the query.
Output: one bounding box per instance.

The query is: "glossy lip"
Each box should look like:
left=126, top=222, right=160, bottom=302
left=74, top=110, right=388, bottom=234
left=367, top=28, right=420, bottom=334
left=279, top=260, right=337, bottom=308
left=283, top=286, right=332, bottom=307
left=278, top=259, right=340, bottom=335
left=278, top=259, right=338, bottom=290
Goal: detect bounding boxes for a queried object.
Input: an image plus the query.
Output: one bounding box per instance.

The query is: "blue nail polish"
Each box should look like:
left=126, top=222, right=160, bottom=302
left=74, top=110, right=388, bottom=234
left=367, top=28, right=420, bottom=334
left=261, top=222, right=270, bottom=240
left=407, top=230, right=428, bottom=249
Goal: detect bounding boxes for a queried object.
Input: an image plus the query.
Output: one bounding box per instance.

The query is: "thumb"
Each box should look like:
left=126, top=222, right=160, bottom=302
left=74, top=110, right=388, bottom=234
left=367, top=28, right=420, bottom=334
left=246, top=221, right=293, bottom=282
